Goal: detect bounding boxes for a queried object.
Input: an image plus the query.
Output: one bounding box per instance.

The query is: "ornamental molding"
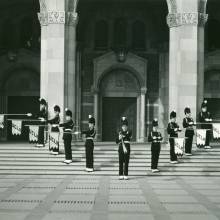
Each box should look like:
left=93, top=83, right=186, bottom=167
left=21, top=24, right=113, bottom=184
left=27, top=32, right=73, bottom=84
left=67, top=12, right=78, bottom=26
left=167, top=12, right=208, bottom=28
left=38, top=11, right=78, bottom=26
left=38, top=11, right=66, bottom=26
left=39, top=0, right=47, bottom=12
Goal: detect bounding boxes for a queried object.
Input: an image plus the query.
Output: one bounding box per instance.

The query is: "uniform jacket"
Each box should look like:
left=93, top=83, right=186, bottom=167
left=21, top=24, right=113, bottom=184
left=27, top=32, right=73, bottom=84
left=198, top=111, right=212, bottom=129
left=59, top=119, right=74, bottom=139
left=48, top=115, right=60, bottom=132
left=183, top=117, right=195, bottom=136
left=116, top=130, right=132, bottom=145
left=148, top=131, right=163, bottom=147
left=167, top=122, right=181, bottom=138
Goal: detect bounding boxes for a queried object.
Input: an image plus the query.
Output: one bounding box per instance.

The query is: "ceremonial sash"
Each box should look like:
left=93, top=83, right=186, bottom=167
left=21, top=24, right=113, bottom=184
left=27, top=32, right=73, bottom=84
left=29, top=125, right=39, bottom=142
left=49, top=132, right=59, bottom=150
left=174, top=138, right=184, bottom=156
left=0, top=114, right=4, bottom=129
left=213, top=123, right=220, bottom=139
left=196, top=129, right=206, bottom=146
left=11, top=120, right=22, bottom=136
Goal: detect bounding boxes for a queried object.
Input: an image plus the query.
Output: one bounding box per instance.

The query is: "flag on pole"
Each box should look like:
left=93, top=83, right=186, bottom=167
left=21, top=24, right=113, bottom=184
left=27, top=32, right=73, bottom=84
left=213, top=123, right=220, bottom=139
left=0, top=114, right=4, bottom=129
left=29, top=125, right=39, bottom=142
left=196, top=129, right=206, bottom=147
left=174, top=138, right=184, bottom=156
left=49, top=132, right=60, bottom=151
left=11, top=120, right=22, bottom=136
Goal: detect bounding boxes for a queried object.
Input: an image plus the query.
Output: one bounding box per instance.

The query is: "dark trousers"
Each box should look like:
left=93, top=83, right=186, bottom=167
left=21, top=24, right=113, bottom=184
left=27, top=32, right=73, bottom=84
left=64, top=135, right=72, bottom=160
left=85, top=140, right=94, bottom=169
left=151, top=145, right=160, bottom=169
left=38, top=126, right=44, bottom=145
left=118, top=143, right=130, bottom=176
left=169, top=138, right=177, bottom=161
left=205, top=130, right=211, bottom=146
left=185, top=135, right=193, bottom=153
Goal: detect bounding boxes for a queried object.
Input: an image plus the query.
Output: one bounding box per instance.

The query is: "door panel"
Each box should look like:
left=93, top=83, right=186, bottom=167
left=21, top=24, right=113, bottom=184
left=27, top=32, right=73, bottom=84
left=102, top=97, right=136, bottom=141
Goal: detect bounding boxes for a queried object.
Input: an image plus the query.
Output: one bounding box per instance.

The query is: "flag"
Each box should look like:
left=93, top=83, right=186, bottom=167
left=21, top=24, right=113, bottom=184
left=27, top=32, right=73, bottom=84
left=11, top=120, right=22, bottom=136
left=0, top=114, right=4, bottom=129
left=29, top=125, right=39, bottom=142
left=49, top=132, right=59, bottom=150
left=196, top=129, right=206, bottom=147
left=213, top=123, right=220, bottom=139
left=174, top=138, right=184, bottom=156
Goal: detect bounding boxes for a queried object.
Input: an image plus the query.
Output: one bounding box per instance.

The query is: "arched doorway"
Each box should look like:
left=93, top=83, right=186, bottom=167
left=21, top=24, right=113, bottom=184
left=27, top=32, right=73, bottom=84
left=93, top=51, right=147, bottom=142
left=100, top=69, right=140, bottom=141
left=1, top=68, right=40, bottom=141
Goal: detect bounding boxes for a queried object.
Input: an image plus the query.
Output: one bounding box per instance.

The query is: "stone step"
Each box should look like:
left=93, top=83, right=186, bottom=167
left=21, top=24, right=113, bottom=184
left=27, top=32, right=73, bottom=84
left=0, top=157, right=219, bottom=166
left=1, top=143, right=220, bottom=176
left=0, top=169, right=220, bottom=176
left=1, top=156, right=220, bottom=163
left=0, top=144, right=220, bottom=152
left=2, top=147, right=220, bottom=154
left=1, top=153, right=220, bottom=160
left=0, top=164, right=220, bottom=172
left=1, top=161, right=220, bottom=167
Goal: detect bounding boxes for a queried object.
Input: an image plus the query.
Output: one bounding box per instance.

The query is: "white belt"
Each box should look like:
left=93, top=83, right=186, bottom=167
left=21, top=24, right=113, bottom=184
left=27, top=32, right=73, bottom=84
left=86, top=137, right=94, bottom=140
left=124, top=141, right=130, bottom=144
left=64, top=129, right=72, bottom=131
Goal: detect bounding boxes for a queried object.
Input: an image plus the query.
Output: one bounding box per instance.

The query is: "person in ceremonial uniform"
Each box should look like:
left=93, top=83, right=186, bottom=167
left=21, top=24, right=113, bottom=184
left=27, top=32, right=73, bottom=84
left=47, top=105, right=60, bottom=155
left=116, top=117, right=132, bottom=180
left=59, top=109, right=74, bottom=164
left=198, top=100, right=212, bottom=149
left=167, top=111, right=182, bottom=164
left=36, top=98, right=47, bottom=147
left=183, top=107, right=195, bottom=155
left=148, top=119, right=163, bottom=173
left=82, top=115, right=96, bottom=172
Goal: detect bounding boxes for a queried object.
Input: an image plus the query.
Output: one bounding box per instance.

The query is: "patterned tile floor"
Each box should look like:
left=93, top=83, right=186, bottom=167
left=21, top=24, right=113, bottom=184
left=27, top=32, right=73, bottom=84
left=0, top=175, right=220, bottom=220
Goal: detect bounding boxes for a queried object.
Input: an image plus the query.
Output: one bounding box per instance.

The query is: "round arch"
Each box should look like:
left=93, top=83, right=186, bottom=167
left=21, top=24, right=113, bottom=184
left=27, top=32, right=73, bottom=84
left=97, top=65, right=142, bottom=93
left=0, top=66, right=40, bottom=96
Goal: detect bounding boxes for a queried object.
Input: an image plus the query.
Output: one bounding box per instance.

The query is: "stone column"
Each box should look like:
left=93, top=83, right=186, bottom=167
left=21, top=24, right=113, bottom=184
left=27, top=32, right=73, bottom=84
left=65, top=12, right=78, bottom=121
left=75, top=45, right=82, bottom=130
left=38, top=0, right=66, bottom=118
left=139, top=88, right=147, bottom=142
left=0, top=94, right=7, bottom=141
left=166, top=0, right=208, bottom=120
left=136, top=95, right=140, bottom=142
left=94, top=91, right=99, bottom=140
left=38, top=1, right=48, bottom=102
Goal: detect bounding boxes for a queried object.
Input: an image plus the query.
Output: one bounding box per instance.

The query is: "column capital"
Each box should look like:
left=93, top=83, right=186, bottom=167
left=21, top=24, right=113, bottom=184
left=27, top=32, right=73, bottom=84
left=38, top=12, right=48, bottom=26
left=38, top=11, right=66, bottom=26
left=66, top=12, right=78, bottom=26
left=141, top=87, right=147, bottom=95
left=167, top=12, right=208, bottom=28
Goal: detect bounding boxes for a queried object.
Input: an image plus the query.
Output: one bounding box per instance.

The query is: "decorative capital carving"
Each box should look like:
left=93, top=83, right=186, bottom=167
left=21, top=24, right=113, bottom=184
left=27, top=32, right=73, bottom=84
left=38, top=11, right=66, bottom=26
left=67, top=12, right=78, bottom=26
left=167, top=12, right=208, bottom=28
left=91, top=86, right=99, bottom=94
left=141, top=87, right=147, bottom=95
left=39, top=0, right=47, bottom=12
left=38, top=12, right=48, bottom=26
left=166, top=0, right=177, bottom=14
left=48, top=11, right=65, bottom=24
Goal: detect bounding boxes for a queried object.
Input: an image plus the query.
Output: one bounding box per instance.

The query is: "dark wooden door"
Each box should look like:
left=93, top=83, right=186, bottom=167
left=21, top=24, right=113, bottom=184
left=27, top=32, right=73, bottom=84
left=102, top=97, right=137, bottom=141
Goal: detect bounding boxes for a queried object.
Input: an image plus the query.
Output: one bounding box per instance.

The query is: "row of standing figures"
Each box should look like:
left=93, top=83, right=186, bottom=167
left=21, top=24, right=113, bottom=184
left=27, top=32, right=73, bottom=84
left=1, top=99, right=219, bottom=180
